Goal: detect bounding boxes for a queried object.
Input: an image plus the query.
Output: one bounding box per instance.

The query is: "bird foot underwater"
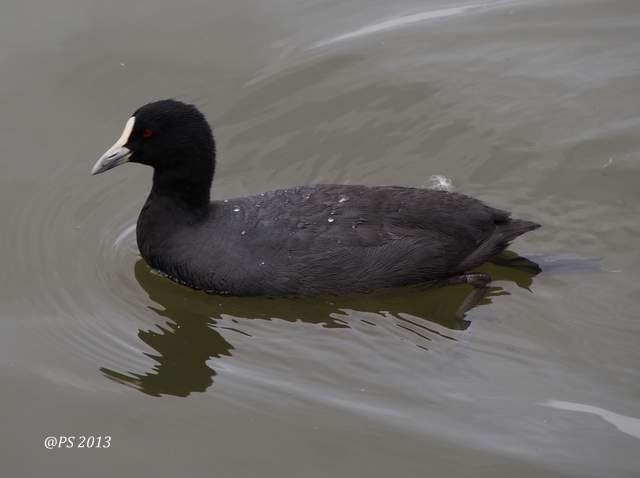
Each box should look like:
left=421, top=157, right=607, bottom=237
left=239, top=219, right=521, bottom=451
left=438, top=272, right=491, bottom=288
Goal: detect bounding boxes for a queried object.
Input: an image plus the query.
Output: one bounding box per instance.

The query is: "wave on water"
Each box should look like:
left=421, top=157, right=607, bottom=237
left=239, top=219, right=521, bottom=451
left=311, top=1, right=521, bottom=49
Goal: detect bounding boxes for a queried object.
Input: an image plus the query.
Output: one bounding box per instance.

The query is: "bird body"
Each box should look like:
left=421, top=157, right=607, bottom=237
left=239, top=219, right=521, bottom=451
left=92, top=100, right=539, bottom=296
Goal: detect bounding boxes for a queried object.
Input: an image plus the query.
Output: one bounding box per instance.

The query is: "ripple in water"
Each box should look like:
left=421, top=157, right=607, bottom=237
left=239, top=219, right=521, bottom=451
left=311, top=1, right=518, bottom=49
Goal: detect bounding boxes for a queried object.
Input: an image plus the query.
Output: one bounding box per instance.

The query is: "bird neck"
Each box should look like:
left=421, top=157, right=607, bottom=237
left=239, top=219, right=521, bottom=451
left=150, top=167, right=213, bottom=212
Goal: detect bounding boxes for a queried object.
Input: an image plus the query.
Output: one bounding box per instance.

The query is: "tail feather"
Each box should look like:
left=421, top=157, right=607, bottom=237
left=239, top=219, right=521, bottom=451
left=455, top=218, right=540, bottom=273
left=498, top=218, right=541, bottom=243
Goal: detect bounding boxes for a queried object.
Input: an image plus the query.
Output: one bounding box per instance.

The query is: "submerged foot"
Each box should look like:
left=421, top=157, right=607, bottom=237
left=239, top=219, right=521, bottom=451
left=440, top=272, right=491, bottom=288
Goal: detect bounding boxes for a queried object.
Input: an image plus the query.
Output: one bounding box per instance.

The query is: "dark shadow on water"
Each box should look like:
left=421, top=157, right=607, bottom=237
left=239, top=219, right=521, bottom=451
left=101, top=252, right=540, bottom=397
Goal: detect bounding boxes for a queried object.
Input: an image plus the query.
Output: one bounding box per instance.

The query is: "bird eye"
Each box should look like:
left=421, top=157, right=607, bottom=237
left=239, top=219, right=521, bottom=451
left=143, top=128, right=153, bottom=139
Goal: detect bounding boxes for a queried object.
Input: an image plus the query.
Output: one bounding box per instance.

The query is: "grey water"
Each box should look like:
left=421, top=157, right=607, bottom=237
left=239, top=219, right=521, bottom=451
left=1, top=0, right=639, bottom=476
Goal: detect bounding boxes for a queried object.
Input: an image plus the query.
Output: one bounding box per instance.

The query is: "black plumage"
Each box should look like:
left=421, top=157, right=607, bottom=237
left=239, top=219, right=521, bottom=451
left=93, top=99, right=539, bottom=296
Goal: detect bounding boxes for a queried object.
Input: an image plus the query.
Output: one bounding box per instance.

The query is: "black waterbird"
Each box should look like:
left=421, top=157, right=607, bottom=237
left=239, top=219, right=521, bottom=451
left=92, top=99, right=539, bottom=296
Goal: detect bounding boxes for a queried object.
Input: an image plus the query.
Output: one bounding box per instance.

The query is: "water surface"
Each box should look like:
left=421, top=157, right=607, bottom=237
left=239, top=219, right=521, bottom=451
left=1, top=0, right=639, bottom=476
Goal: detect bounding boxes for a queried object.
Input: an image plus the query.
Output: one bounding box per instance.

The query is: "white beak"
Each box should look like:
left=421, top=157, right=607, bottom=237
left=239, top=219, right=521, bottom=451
left=91, top=116, right=136, bottom=175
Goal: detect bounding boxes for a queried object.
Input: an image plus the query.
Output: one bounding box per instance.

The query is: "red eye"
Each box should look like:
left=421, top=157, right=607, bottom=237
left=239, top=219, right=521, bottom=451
left=143, top=128, right=153, bottom=139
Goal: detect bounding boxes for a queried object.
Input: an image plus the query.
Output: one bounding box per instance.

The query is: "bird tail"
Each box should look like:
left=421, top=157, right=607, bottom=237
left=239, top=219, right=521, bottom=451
left=455, top=218, right=540, bottom=273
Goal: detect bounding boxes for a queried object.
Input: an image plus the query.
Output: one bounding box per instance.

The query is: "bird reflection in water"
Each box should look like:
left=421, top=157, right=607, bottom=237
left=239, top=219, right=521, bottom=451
left=101, top=253, right=540, bottom=397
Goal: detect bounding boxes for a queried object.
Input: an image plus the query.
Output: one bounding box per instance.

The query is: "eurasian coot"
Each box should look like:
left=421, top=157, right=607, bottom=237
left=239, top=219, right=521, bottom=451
left=92, top=99, right=539, bottom=296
